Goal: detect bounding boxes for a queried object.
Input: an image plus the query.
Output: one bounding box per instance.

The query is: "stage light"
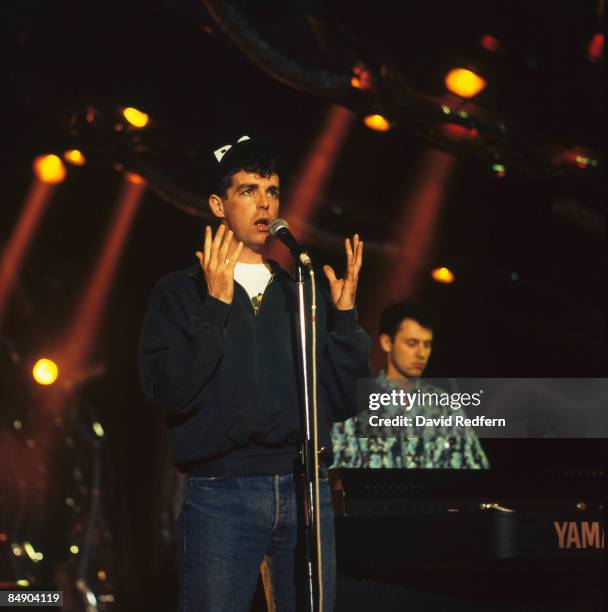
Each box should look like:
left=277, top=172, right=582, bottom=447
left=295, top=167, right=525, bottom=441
left=441, top=124, right=478, bottom=141
left=32, top=358, right=58, bottom=385
left=587, top=33, right=604, bottom=62
left=341, top=146, right=449, bottom=372
left=557, top=148, right=598, bottom=169
left=81, top=585, right=97, bottom=607
left=70, top=545, right=79, bottom=555
left=64, top=149, right=86, bottom=166
left=16, top=580, right=30, bottom=587
left=380, top=148, right=454, bottom=301
left=123, top=106, right=149, bottom=128
left=97, top=570, right=107, bottom=581
left=92, top=422, right=105, bottom=437
left=61, top=173, right=146, bottom=374
left=23, top=542, right=43, bottom=563
left=480, top=35, right=500, bottom=52
left=574, top=155, right=596, bottom=169
left=125, top=172, right=145, bottom=184
left=13, top=420, right=22, bottom=430
left=12, top=544, right=23, bottom=557
left=492, top=163, right=506, bottom=177
left=445, top=68, right=486, bottom=98
left=431, top=267, right=455, bottom=284
left=363, top=114, right=391, bottom=131
left=351, top=62, right=374, bottom=90
left=33, top=155, right=66, bottom=184
left=267, top=104, right=353, bottom=267
left=0, top=167, right=60, bottom=323
left=23, top=542, right=35, bottom=560
left=65, top=497, right=75, bottom=507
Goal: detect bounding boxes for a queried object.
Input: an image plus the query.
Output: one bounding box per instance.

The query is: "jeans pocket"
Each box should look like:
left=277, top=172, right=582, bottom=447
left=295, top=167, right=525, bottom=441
left=188, top=476, right=227, bottom=490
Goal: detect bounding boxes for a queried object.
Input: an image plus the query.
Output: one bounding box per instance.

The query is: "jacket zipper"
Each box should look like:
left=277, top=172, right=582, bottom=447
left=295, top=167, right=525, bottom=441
left=251, top=273, right=275, bottom=317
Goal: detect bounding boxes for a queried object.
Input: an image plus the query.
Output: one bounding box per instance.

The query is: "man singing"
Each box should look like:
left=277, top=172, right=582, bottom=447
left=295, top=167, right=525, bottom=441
left=138, top=135, right=371, bottom=611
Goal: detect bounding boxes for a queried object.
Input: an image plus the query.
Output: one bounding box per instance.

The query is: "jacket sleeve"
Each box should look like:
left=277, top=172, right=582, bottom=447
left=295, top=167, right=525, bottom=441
left=321, top=303, right=373, bottom=423
left=138, top=278, right=230, bottom=414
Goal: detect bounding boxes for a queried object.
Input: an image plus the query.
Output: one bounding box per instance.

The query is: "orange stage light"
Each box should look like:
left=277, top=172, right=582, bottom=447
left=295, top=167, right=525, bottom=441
left=386, top=149, right=454, bottom=300
left=63, top=149, right=86, bottom=166
left=444, top=68, right=486, bottom=98
left=32, top=358, right=59, bottom=385
left=351, top=62, right=374, bottom=91
left=0, top=178, right=58, bottom=322
left=122, top=106, right=149, bottom=128
left=363, top=114, right=391, bottom=132
left=60, top=174, right=146, bottom=375
left=125, top=172, right=145, bottom=185
left=431, top=267, right=455, bottom=284
left=33, top=155, right=66, bottom=184
left=366, top=148, right=455, bottom=370
left=268, top=104, right=354, bottom=267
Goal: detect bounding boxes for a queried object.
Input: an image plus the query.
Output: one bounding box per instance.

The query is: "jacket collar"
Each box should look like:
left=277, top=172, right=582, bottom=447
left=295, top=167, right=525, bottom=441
left=188, top=259, right=291, bottom=281
left=187, top=259, right=295, bottom=312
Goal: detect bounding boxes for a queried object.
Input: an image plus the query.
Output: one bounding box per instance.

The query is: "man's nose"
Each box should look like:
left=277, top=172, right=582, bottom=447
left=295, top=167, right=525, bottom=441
left=257, top=193, right=270, bottom=209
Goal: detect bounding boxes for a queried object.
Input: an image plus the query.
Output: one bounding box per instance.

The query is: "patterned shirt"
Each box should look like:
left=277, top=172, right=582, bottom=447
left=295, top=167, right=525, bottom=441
left=250, top=292, right=264, bottom=314
left=331, top=372, right=490, bottom=469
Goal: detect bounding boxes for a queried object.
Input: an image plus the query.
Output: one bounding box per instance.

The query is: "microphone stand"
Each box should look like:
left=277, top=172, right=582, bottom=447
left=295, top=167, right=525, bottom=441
left=295, top=261, right=322, bottom=612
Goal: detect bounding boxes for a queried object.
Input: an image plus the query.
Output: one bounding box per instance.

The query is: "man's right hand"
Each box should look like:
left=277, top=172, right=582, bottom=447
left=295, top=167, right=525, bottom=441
left=195, top=225, right=243, bottom=304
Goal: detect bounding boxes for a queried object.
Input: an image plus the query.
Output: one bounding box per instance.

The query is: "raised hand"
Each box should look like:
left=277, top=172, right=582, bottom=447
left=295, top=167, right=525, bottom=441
left=195, top=225, right=243, bottom=304
left=323, top=234, right=364, bottom=311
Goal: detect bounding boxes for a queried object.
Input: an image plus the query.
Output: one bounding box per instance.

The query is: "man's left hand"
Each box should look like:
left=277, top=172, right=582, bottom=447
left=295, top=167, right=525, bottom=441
left=323, top=234, right=364, bottom=311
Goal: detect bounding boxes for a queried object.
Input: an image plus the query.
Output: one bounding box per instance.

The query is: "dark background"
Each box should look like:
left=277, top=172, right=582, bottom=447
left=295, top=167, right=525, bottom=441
left=1, top=1, right=605, bottom=610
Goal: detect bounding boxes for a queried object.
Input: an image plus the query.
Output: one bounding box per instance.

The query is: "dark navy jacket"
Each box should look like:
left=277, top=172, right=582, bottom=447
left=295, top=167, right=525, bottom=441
left=138, top=261, right=372, bottom=477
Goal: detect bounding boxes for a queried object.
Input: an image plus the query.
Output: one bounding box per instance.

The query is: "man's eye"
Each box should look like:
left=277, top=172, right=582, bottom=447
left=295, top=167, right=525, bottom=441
left=269, top=190, right=279, bottom=198
left=242, top=188, right=253, bottom=195
left=406, top=341, right=417, bottom=347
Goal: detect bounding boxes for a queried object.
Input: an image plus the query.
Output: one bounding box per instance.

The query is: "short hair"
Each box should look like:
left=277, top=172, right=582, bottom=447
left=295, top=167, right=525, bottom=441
left=379, top=301, right=434, bottom=340
left=215, top=154, right=281, bottom=199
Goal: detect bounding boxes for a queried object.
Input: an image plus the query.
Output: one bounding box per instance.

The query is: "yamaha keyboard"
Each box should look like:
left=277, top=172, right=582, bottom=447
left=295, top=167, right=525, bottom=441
left=331, top=468, right=605, bottom=561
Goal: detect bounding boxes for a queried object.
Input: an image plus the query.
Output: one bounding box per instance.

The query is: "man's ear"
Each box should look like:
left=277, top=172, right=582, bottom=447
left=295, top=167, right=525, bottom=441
left=379, top=333, right=392, bottom=354
left=209, top=194, right=225, bottom=219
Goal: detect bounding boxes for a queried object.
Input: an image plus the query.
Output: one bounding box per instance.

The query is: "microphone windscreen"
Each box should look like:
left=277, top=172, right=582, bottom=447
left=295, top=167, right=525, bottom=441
left=269, top=218, right=289, bottom=237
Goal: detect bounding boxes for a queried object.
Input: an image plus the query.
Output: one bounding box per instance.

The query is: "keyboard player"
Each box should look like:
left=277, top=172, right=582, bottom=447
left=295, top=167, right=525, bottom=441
left=331, top=301, right=489, bottom=469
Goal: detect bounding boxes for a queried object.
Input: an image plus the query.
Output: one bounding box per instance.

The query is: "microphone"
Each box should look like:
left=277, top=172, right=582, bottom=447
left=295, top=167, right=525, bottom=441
left=268, top=219, right=313, bottom=270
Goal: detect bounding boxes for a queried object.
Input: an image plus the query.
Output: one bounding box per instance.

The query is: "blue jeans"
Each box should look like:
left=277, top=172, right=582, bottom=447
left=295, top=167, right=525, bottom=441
left=176, top=473, right=336, bottom=611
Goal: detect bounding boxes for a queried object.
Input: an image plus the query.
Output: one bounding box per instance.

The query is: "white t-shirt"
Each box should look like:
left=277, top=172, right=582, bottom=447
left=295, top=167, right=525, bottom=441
left=234, top=262, right=272, bottom=301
